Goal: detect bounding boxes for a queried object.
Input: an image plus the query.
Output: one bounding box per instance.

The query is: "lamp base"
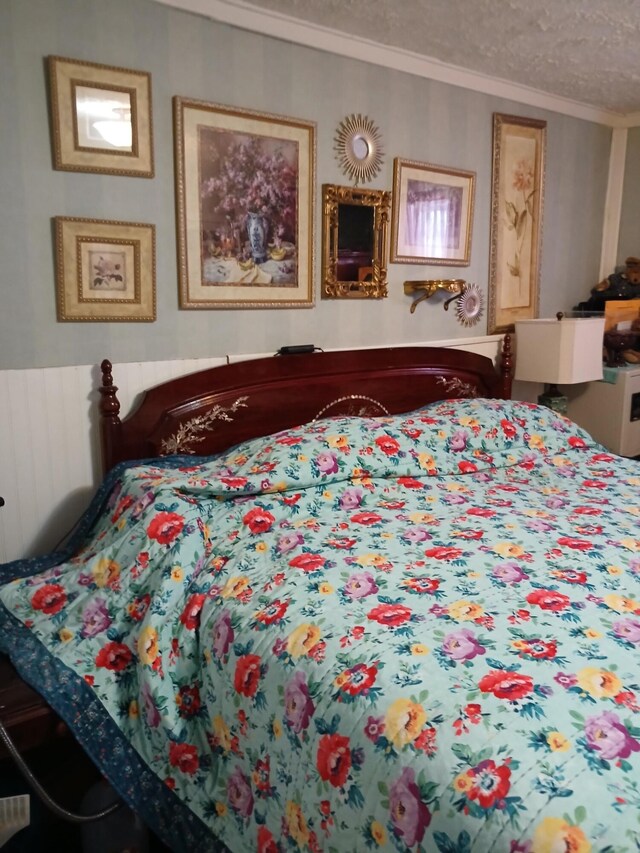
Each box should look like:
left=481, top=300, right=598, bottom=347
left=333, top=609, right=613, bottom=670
left=538, top=383, right=568, bottom=415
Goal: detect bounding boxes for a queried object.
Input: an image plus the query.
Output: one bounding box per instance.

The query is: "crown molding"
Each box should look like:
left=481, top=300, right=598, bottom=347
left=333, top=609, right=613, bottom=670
left=152, top=0, right=638, bottom=127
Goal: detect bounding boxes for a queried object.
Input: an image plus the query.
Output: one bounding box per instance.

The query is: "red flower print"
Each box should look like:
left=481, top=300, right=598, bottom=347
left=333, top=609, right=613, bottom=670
left=581, top=480, right=607, bottom=489
left=402, top=576, right=440, bottom=595
left=458, top=461, right=478, bottom=474
left=327, top=536, right=357, bottom=549
left=557, top=536, right=592, bottom=551
left=255, top=599, right=289, bottom=626
left=31, top=584, right=67, bottom=615
left=398, top=477, right=424, bottom=490
left=351, top=512, right=382, bottom=526
left=478, top=670, right=533, bottom=701
left=289, top=553, right=326, bottom=573
left=282, top=493, right=302, bottom=506
left=375, top=435, right=400, bottom=456
left=335, top=663, right=378, bottom=697
left=568, top=436, right=587, bottom=449
left=95, top=641, right=132, bottom=671
left=424, top=546, right=464, bottom=562
left=552, top=569, right=588, bottom=584
left=111, top=495, right=134, bottom=523
left=169, top=742, right=199, bottom=775
left=179, top=594, right=206, bottom=630
left=146, top=511, right=185, bottom=545
left=501, top=420, right=517, bottom=439
left=127, top=593, right=151, bottom=622
left=176, top=684, right=201, bottom=718
left=317, top=733, right=351, bottom=788
left=468, top=759, right=511, bottom=809
left=515, top=639, right=557, bottom=660
left=234, top=654, right=262, bottom=697
left=526, top=589, right=570, bottom=612
left=220, top=476, right=248, bottom=488
left=367, top=603, right=412, bottom=627
left=467, top=508, right=495, bottom=518
left=243, top=507, right=276, bottom=534
left=573, top=506, right=602, bottom=516
left=257, top=826, right=279, bottom=853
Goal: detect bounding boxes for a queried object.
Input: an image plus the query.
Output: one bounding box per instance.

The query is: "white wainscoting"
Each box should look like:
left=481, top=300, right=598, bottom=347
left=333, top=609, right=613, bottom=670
left=0, top=336, right=503, bottom=564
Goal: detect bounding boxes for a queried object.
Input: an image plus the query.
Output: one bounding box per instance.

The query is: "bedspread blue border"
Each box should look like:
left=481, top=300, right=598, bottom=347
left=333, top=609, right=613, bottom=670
left=0, top=458, right=227, bottom=853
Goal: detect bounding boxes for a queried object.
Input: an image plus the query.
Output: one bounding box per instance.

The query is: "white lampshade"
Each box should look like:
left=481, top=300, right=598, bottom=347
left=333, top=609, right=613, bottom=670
left=514, top=317, right=604, bottom=385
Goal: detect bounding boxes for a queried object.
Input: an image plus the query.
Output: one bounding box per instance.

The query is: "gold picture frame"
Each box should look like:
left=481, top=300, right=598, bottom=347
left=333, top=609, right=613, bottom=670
left=174, top=96, right=316, bottom=309
left=321, top=184, right=390, bottom=299
left=488, top=113, right=546, bottom=334
left=391, top=158, right=475, bottom=265
left=54, top=217, right=156, bottom=321
left=48, top=56, right=154, bottom=177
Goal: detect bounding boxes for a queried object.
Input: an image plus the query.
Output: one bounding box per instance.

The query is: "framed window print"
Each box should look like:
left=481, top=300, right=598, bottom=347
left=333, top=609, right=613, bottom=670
left=391, top=158, right=475, bottom=266
left=173, top=96, right=316, bottom=309
left=48, top=56, right=154, bottom=177
left=54, top=217, right=156, bottom=321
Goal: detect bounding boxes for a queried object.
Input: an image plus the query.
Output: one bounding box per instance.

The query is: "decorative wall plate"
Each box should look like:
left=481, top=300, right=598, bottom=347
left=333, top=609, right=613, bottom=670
left=334, top=114, right=384, bottom=186
left=456, top=282, right=484, bottom=326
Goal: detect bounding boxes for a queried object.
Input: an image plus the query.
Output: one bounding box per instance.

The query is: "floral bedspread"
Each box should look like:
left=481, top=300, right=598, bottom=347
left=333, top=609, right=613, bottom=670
left=2, top=399, right=640, bottom=853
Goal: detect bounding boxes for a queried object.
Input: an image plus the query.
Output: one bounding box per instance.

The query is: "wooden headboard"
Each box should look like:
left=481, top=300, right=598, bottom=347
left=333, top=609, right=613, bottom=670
left=99, top=338, right=513, bottom=473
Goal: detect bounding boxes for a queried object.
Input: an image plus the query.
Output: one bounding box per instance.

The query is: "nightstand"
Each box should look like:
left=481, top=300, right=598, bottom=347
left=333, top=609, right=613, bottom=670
left=567, top=366, right=640, bottom=457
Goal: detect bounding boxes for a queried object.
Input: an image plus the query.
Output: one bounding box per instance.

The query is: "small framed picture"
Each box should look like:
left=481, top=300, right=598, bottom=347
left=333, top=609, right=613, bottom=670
left=48, top=56, right=154, bottom=177
left=174, top=96, right=316, bottom=308
left=391, top=158, right=475, bottom=265
left=54, top=217, right=156, bottom=321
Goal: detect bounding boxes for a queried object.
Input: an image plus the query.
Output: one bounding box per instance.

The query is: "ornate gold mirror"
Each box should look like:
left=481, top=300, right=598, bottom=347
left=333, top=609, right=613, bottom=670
left=322, top=184, right=390, bottom=299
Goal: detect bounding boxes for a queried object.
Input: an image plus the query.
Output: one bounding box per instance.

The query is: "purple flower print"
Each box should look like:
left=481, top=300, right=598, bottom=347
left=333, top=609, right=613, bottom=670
left=315, top=452, right=339, bottom=475
left=364, top=715, right=385, bottom=742
left=212, top=610, right=234, bottom=658
left=584, top=711, right=640, bottom=760
left=612, top=618, right=640, bottom=644
left=492, top=562, right=529, bottom=584
left=449, top=430, right=469, bottom=452
left=441, top=493, right=466, bottom=505
left=554, top=672, right=578, bottom=688
left=544, top=496, right=568, bottom=510
left=339, top=488, right=363, bottom=510
left=130, top=490, right=155, bottom=520
left=441, top=629, right=486, bottom=661
left=140, top=681, right=161, bottom=728
left=389, top=767, right=431, bottom=846
left=342, top=572, right=379, bottom=600
left=80, top=598, right=111, bottom=638
left=284, top=671, right=315, bottom=732
left=629, top=557, right=640, bottom=576
left=276, top=532, right=304, bottom=555
left=401, top=527, right=431, bottom=544
left=227, top=766, right=254, bottom=817
left=525, top=519, right=554, bottom=533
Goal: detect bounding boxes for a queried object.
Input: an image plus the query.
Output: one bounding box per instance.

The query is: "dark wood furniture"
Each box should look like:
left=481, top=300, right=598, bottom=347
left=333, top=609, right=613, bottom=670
left=99, top=339, right=512, bottom=473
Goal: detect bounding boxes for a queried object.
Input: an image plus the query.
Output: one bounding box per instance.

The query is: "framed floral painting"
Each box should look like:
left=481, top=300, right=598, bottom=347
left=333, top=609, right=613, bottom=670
left=54, top=217, right=156, bottom=321
left=173, top=97, right=316, bottom=308
left=488, top=113, right=546, bottom=334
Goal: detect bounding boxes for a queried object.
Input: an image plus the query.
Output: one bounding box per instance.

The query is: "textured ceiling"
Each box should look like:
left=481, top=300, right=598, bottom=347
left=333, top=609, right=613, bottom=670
left=230, top=0, right=640, bottom=114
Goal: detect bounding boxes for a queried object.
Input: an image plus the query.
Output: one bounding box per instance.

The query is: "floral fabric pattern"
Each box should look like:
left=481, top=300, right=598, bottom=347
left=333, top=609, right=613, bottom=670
left=1, top=399, right=640, bottom=852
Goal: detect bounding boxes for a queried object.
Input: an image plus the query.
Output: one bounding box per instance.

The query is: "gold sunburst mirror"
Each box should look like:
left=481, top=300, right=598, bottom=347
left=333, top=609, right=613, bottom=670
left=334, top=114, right=384, bottom=186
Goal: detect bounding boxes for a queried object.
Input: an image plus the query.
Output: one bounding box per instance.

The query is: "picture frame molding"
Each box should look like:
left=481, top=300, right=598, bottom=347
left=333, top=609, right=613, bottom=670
left=173, top=96, right=316, bottom=309
left=391, top=157, right=476, bottom=266
left=48, top=55, right=154, bottom=178
left=54, top=217, right=156, bottom=322
left=487, top=112, right=547, bottom=334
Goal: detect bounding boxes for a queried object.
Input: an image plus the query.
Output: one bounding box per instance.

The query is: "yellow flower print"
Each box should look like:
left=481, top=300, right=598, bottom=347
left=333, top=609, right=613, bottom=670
left=411, top=643, right=429, bottom=656
left=493, top=542, right=525, bottom=558
left=272, top=719, right=283, bottom=739
left=356, top=553, right=387, bottom=567
left=170, top=565, right=184, bottom=582
left=297, top=454, right=308, bottom=462
left=370, top=821, right=386, bottom=846
left=576, top=667, right=622, bottom=699
left=467, top=571, right=481, bottom=579
left=620, top=538, right=640, bottom=552
left=233, top=454, right=248, bottom=466
left=92, top=558, right=120, bottom=588
left=215, top=802, right=227, bottom=817
left=323, top=490, right=333, bottom=500
left=255, top=542, right=268, bottom=553
left=583, top=628, right=602, bottom=640
left=607, top=565, right=623, bottom=576
left=626, top=477, right=640, bottom=486
left=137, top=626, right=158, bottom=665
left=287, top=624, right=322, bottom=658
left=59, top=627, right=73, bottom=643
left=532, top=817, right=590, bottom=853
left=221, top=576, right=250, bottom=599
left=527, top=434, right=546, bottom=450
left=318, top=582, right=334, bottom=594
left=407, top=512, right=436, bottom=525
left=128, top=700, right=139, bottom=719
left=213, top=715, right=232, bottom=752
left=417, top=452, right=437, bottom=471
left=448, top=600, right=484, bottom=621
left=285, top=801, right=310, bottom=847
left=551, top=456, right=571, bottom=467
left=453, top=771, right=473, bottom=793
left=385, top=697, right=427, bottom=748
left=327, top=434, right=349, bottom=449
left=603, top=593, right=639, bottom=613
left=546, top=731, right=571, bottom=752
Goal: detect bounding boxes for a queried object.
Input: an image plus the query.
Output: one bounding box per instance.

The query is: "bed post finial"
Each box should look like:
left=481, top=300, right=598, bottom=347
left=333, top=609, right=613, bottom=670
left=500, top=333, right=513, bottom=398
left=99, top=359, right=122, bottom=473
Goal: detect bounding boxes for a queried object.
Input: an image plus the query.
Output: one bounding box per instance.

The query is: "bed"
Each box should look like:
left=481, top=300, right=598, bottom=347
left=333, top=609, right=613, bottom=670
left=2, top=339, right=640, bottom=852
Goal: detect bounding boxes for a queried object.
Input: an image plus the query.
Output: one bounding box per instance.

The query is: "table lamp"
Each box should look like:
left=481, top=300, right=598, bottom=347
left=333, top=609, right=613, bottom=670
left=514, top=314, right=604, bottom=414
